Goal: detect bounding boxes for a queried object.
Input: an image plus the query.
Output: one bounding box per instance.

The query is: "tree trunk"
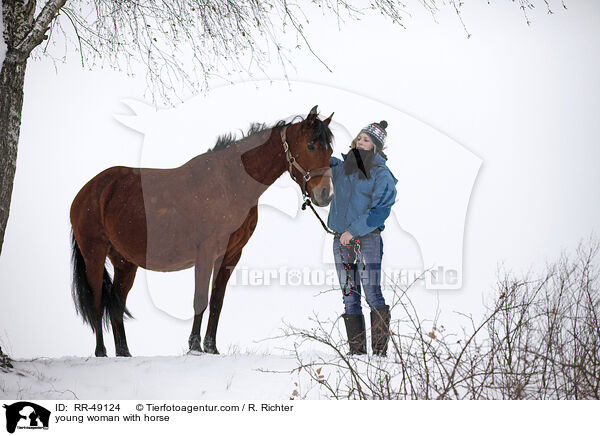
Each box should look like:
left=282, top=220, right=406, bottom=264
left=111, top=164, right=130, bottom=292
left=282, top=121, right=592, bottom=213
left=0, top=49, right=28, bottom=256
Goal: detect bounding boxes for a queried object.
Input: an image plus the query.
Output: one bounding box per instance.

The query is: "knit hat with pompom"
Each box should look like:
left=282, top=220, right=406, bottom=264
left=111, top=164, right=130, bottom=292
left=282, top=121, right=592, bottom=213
left=360, top=120, right=388, bottom=152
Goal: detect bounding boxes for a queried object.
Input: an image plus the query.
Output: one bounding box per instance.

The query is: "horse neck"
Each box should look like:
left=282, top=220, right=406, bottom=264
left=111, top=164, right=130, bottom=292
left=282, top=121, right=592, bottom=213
left=240, top=128, right=288, bottom=193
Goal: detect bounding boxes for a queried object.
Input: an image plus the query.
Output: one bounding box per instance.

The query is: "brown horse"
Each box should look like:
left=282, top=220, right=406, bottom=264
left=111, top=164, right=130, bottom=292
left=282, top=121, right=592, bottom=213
left=70, top=106, right=334, bottom=357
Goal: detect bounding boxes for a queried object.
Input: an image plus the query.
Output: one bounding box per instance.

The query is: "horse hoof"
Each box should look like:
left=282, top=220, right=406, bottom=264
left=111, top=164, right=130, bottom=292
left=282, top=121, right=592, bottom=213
left=116, top=350, right=132, bottom=357
left=95, top=348, right=107, bottom=357
left=203, top=339, right=219, bottom=355
left=188, top=335, right=203, bottom=354
left=187, top=349, right=203, bottom=356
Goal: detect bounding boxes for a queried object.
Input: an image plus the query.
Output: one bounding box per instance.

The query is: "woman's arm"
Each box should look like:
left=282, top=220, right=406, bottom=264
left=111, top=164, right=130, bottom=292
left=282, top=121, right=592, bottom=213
left=330, top=156, right=343, bottom=179
left=346, top=166, right=397, bottom=237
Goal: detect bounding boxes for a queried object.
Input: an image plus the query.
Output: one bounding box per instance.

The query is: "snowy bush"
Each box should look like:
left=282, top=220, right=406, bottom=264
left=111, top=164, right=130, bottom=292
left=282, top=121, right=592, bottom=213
left=0, top=346, right=12, bottom=371
left=284, top=238, right=600, bottom=400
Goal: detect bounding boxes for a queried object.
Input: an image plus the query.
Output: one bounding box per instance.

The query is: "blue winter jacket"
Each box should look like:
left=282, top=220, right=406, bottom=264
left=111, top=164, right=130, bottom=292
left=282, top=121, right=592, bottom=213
left=327, top=153, right=398, bottom=237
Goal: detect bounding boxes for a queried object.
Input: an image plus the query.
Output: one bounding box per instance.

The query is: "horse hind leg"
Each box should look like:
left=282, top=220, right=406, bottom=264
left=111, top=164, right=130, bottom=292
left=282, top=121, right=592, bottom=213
left=107, top=248, right=137, bottom=357
left=71, top=232, right=110, bottom=357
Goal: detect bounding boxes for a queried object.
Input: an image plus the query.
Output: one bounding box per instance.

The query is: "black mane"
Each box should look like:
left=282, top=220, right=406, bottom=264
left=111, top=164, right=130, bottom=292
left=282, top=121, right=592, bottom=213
left=208, top=122, right=270, bottom=153
left=206, top=116, right=333, bottom=154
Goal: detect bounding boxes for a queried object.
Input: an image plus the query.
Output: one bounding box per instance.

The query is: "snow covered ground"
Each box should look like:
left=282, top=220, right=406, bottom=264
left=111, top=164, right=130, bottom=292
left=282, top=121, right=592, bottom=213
left=1, top=353, right=316, bottom=400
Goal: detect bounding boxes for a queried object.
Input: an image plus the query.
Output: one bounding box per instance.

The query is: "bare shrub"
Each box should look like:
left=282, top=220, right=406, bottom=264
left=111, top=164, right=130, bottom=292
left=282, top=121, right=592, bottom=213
left=282, top=238, right=600, bottom=399
left=0, top=346, right=12, bottom=372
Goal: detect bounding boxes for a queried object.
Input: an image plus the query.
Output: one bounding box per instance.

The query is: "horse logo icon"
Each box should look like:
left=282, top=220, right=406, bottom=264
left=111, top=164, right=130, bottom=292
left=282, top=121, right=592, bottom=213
left=2, top=402, right=51, bottom=433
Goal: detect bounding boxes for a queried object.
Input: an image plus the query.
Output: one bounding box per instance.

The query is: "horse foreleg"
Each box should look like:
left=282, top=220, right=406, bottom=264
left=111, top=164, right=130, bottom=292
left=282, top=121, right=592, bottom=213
left=203, top=250, right=243, bottom=354
left=204, top=205, right=258, bottom=354
left=188, top=253, right=215, bottom=354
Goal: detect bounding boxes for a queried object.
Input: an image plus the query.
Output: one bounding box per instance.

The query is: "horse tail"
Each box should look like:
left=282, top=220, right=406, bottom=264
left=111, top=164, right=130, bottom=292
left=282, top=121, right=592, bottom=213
left=70, top=230, right=114, bottom=333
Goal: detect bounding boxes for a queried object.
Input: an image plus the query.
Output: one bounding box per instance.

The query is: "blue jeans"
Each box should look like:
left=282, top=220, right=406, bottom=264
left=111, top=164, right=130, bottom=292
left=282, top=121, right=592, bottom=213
left=333, top=231, right=386, bottom=315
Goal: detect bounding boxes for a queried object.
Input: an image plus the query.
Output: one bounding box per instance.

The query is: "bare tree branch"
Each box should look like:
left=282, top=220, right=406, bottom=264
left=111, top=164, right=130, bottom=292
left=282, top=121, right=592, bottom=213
left=17, top=0, right=68, bottom=54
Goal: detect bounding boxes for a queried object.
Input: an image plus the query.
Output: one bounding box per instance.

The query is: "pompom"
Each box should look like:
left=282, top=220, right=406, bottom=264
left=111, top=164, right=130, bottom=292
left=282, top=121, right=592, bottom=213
left=379, top=120, right=388, bottom=130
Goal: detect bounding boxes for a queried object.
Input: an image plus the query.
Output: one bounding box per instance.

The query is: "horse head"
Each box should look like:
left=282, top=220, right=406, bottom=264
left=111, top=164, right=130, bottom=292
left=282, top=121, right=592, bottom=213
left=282, top=105, right=334, bottom=207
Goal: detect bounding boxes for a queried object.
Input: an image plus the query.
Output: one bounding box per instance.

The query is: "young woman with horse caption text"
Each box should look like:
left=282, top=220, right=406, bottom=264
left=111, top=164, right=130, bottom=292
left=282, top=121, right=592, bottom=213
left=328, top=121, right=398, bottom=356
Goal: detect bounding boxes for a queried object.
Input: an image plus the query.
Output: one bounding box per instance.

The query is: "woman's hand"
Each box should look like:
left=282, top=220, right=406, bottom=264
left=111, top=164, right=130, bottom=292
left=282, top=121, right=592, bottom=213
left=340, top=231, right=354, bottom=245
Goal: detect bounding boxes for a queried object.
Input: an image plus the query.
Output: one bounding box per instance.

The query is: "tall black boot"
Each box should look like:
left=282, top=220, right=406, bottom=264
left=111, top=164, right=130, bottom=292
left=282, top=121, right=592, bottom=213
left=371, top=305, right=391, bottom=356
left=342, top=314, right=367, bottom=355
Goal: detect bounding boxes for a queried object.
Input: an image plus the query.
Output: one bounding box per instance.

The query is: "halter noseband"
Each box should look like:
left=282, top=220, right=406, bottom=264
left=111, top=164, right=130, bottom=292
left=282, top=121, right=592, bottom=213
left=280, top=125, right=332, bottom=198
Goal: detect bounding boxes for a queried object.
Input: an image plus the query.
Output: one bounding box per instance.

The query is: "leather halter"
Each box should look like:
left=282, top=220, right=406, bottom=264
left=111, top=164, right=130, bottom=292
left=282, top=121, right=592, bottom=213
left=280, top=125, right=332, bottom=198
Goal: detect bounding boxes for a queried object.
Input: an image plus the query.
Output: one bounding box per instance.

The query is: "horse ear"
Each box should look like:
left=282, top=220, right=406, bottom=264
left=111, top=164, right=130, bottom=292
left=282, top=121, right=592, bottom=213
left=323, top=112, right=334, bottom=126
left=306, top=105, right=319, bottom=123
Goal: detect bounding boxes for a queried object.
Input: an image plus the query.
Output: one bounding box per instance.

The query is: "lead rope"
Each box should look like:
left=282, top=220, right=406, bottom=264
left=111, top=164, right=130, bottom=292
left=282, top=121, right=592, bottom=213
left=302, top=198, right=366, bottom=296
left=301, top=198, right=337, bottom=236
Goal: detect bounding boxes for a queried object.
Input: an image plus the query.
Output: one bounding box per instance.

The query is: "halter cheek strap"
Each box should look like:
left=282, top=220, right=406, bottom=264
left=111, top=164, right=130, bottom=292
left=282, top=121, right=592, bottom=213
left=280, top=125, right=332, bottom=198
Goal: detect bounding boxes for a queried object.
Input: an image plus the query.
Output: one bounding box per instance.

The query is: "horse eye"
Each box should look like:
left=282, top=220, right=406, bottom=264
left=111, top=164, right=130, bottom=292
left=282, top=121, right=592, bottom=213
left=307, top=142, right=316, bottom=151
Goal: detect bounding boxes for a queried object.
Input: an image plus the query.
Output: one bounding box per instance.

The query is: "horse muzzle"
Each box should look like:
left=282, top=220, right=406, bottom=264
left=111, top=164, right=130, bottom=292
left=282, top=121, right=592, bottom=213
left=309, top=175, right=334, bottom=207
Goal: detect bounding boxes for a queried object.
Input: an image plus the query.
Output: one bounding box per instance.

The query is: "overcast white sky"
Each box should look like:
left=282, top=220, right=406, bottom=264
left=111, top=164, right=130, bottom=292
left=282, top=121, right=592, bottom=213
left=1, top=1, right=599, bottom=358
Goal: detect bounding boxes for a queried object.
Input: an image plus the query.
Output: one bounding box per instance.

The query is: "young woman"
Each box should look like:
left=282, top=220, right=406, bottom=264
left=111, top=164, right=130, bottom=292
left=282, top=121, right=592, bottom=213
left=328, top=121, right=398, bottom=356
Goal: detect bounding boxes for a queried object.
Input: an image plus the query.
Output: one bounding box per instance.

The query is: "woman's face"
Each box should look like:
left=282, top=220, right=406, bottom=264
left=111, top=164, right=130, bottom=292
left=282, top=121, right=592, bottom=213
left=355, top=133, right=374, bottom=151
